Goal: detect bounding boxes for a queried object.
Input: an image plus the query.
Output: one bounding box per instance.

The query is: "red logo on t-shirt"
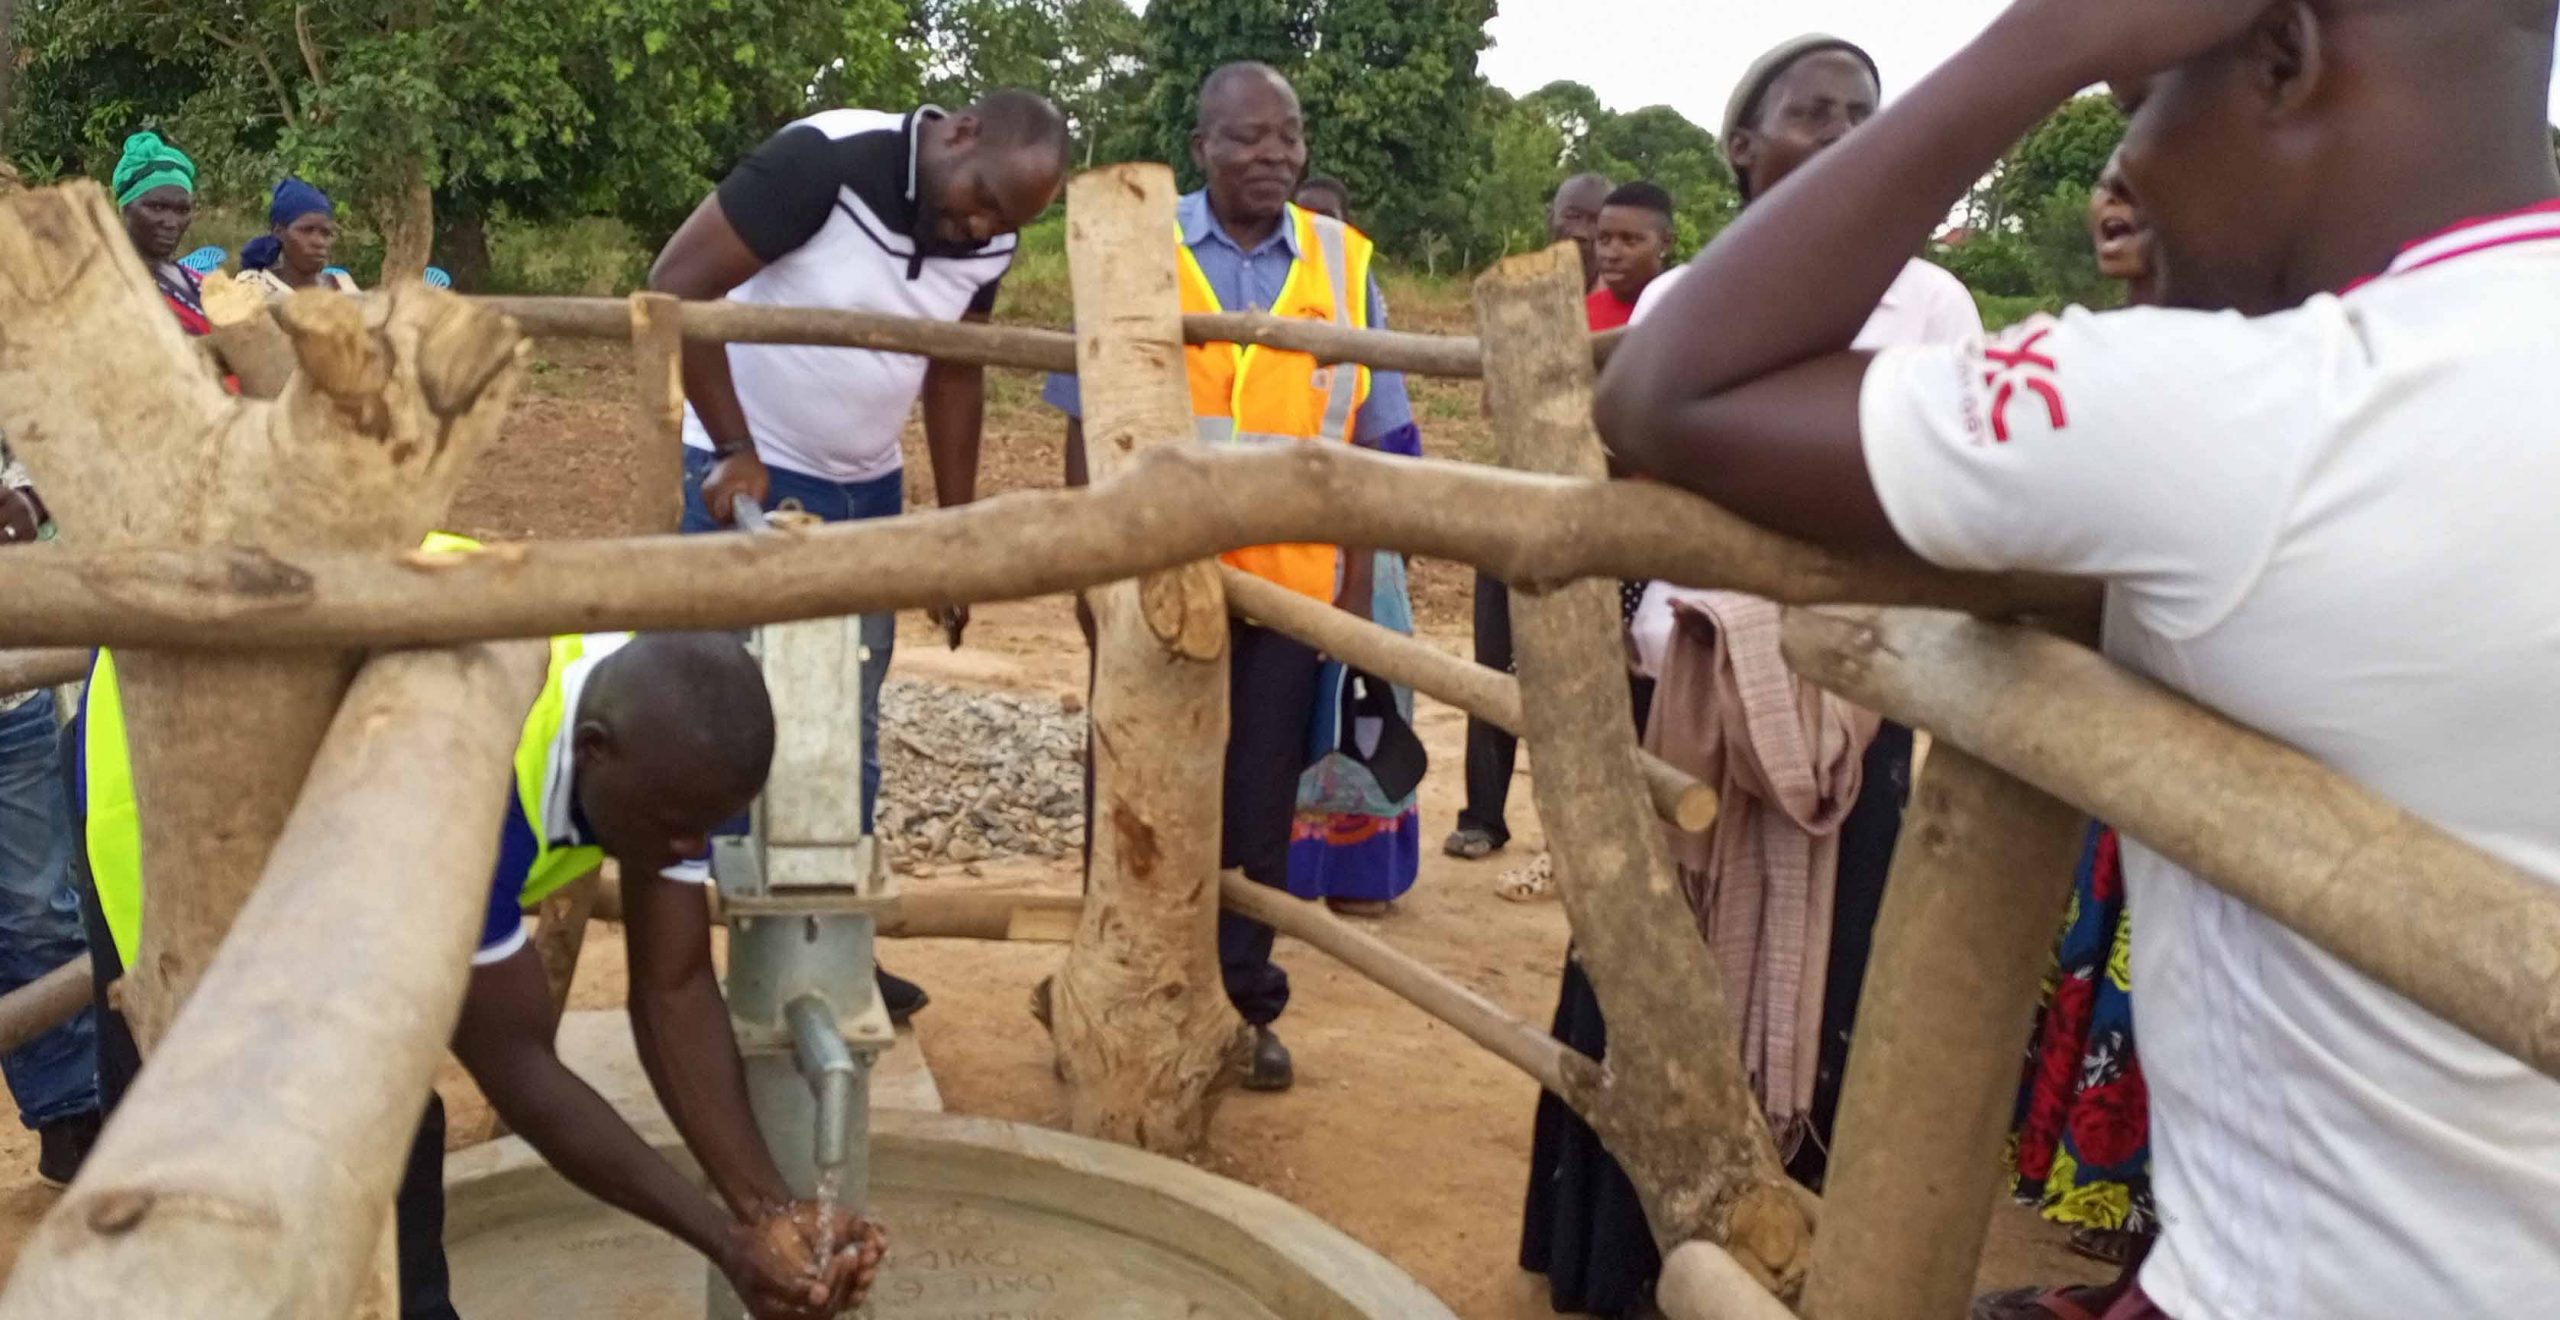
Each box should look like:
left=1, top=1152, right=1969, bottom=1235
left=1982, top=326, right=2068, bottom=443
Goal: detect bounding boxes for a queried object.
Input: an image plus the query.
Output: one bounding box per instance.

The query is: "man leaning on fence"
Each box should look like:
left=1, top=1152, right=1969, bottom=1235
left=1602, top=0, right=2560, bottom=1316
left=1045, top=61, right=1419, bottom=1094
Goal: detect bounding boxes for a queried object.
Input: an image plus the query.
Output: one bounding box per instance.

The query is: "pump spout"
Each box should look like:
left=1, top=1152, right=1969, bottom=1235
left=785, top=993, right=856, bottom=1171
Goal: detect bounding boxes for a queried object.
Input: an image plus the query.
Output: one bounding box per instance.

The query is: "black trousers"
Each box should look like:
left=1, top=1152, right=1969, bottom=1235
left=1216, top=621, right=1322, bottom=1027
left=1457, top=572, right=1518, bottom=845
left=66, top=727, right=461, bottom=1320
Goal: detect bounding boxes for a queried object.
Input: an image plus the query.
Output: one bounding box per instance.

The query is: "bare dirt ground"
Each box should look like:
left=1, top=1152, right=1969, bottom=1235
left=0, top=344, right=2106, bottom=1314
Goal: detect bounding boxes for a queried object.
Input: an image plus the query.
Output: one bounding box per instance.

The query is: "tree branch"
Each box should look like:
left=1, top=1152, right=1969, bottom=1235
left=293, top=2, right=328, bottom=86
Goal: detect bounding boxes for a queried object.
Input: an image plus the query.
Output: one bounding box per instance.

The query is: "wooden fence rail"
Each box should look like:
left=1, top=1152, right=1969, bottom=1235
left=1218, top=565, right=1718, bottom=832
left=475, top=294, right=1624, bottom=380
left=1787, top=606, right=2560, bottom=1084
left=0, top=648, right=88, bottom=698
left=0, top=444, right=2088, bottom=651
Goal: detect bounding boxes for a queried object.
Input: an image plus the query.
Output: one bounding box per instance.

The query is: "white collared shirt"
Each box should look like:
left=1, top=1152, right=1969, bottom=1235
left=1859, top=201, right=2560, bottom=1320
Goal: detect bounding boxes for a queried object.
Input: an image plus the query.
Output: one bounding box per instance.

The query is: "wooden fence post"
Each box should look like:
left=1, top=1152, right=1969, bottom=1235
left=1790, top=621, right=2084, bottom=1319
left=623, top=291, right=686, bottom=536
left=0, top=182, right=528, bottom=1056
left=0, top=641, right=545, bottom=1320
left=1047, top=164, right=1242, bottom=1152
left=1475, top=244, right=1812, bottom=1294
left=525, top=292, right=686, bottom=1024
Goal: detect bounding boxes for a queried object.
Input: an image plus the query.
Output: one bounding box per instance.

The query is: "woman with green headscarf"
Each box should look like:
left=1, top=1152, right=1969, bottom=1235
left=113, top=131, right=208, bottom=335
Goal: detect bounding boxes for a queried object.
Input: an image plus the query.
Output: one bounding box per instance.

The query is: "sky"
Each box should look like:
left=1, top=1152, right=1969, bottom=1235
left=1477, top=0, right=2560, bottom=130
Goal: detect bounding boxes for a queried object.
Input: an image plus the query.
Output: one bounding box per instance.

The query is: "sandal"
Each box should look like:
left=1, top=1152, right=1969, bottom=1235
left=1496, top=853, right=1556, bottom=902
left=1326, top=898, right=1393, bottom=919
left=1971, top=1286, right=2110, bottom=1320
left=2070, top=1227, right=2142, bottom=1268
left=1442, top=825, right=1502, bottom=860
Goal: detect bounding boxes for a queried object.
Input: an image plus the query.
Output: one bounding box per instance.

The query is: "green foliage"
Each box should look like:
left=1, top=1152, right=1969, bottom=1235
left=17, top=0, right=916, bottom=248
left=1128, top=0, right=1492, bottom=257
left=3, top=0, right=2152, bottom=312
left=910, top=0, right=1147, bottom=169
left=1944, top=95, right=2129, bottom=313
left=1972, top=94, right=2125, bottom=230
left=489, top=217, right=654, bottom=296
left=1130, top=0, right=1310, bottom=182
left=1935, top=233, right=2039, bottom=299
left=1463, top=87, right=1570, bottom=263
left=1580, top=103, right=1738, bottom=258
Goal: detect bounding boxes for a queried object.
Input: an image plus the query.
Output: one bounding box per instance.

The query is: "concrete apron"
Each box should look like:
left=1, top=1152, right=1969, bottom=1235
left=441, top=1012, right=1452, bottom=1319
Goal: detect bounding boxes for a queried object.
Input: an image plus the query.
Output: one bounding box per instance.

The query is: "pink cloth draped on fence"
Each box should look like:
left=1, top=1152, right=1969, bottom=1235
left=1644, top=590, right=1878, bottom=1150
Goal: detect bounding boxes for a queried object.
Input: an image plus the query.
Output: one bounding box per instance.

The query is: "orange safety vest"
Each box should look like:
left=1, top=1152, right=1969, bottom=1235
left=1177, top=203, right=1376, bottom=601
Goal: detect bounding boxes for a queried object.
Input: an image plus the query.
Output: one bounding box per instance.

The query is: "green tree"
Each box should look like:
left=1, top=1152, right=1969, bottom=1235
left=1520, top=79, right=1607, bottom=166
left=909, top=0, right=1146, bottom=168
left=1128, top=0, right=1493, bottom=257
left=1465, top=85, right=1572, bottom=263
left=18, top=0, right=914, bottom=283
left=1583, top=103, right=1738, bottom=256
left=1973, top=94, right=2125, bottom=230
left=1129, top=0, right=1309, bottom=182
left=1293, top=0, right=1495, bottom=253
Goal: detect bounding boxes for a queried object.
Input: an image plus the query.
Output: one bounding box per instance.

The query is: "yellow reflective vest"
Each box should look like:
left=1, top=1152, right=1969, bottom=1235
left=1178, top=202, right=1377, bottom=602
left=83, top=534, right=614, bottom=965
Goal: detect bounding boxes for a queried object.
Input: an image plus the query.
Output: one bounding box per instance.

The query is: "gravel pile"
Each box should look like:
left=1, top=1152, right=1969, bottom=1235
left=875, top=679, right=1087, bottom=871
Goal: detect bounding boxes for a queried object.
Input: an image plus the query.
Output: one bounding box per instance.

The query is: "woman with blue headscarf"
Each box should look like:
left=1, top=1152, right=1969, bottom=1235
left=112, top=131, right=209, bottom=335
left=238, top=178, right=357, bottom=299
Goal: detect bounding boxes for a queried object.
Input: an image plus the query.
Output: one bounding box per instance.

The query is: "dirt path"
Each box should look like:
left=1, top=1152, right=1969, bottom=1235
left=0, top=348, right=2107, bottom=1314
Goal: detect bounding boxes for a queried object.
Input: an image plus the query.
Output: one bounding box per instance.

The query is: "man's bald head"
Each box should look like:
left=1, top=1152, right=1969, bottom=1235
left=572, top=633, right=774, bottom=873
left=1192, top=62, right=1308, bottom=228
left=2112, top=0, right=2559, bottom=314
left=1550, top=173, right=1615, bottom=287
left=919, top=88, right=1068, bottom=250
left=1198, top=62, right=1299, bottom=134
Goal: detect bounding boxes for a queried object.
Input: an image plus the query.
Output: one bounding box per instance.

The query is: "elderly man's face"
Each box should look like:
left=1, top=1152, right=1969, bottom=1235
left=1550, top=177, right=1611, bottom=286
left=1193, top=71, right=1308, bottom=226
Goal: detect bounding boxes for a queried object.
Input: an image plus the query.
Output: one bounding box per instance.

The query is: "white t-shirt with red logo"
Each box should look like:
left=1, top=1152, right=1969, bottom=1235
left=1860, top=203, right=2560, bottom=1320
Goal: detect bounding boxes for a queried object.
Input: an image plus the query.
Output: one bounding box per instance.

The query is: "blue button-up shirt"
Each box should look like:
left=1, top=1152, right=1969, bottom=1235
left=1040, top=191, right=1415, bottom=440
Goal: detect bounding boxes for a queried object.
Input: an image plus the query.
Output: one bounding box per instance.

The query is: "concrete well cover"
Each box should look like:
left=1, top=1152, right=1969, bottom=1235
left=443, top=1108, right=1454, bottom=1319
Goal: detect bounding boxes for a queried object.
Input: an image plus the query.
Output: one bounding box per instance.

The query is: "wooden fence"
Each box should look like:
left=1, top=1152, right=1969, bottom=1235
left=0, top=167, right=2550, bottom=1320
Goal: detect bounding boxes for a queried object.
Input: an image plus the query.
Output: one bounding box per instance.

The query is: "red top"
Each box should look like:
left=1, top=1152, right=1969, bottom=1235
left=1586, top=287, right=1639, bottom=332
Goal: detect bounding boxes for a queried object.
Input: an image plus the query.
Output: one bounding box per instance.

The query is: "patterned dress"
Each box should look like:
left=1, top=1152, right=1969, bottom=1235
left=2010, top=823, right=2155, bottom=1234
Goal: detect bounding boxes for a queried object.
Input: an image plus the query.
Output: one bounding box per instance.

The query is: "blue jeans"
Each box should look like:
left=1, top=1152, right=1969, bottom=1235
left=0, top=692, right=98, bottom=1128
left=681, top=448, right=897, bottom=832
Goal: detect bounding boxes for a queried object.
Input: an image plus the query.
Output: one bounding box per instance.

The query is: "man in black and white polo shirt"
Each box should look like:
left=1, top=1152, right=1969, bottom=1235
left=651, top=91, right=1069, bottom=1019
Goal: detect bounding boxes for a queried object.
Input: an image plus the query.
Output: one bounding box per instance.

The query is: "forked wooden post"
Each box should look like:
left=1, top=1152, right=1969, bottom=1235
left=1048, top=164, right=1243, bottom=1151
left=528, top=291, right=686, bottom=1018
left=1475, top=244, right=1813, bottom=1295
left=0, top=182, right=529, bottom=1056
left=0, top=641, right=546, bottom=1320
left=1791, top=636, right=2084, bottom=1319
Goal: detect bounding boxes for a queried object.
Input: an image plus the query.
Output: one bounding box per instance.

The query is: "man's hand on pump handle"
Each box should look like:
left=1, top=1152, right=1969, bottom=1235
left=707, top=450, right=969, bottom=649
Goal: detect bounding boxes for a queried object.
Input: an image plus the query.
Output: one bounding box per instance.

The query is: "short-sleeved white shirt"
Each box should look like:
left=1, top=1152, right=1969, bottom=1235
left=1861, top=201, right=2560, bottom=1320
